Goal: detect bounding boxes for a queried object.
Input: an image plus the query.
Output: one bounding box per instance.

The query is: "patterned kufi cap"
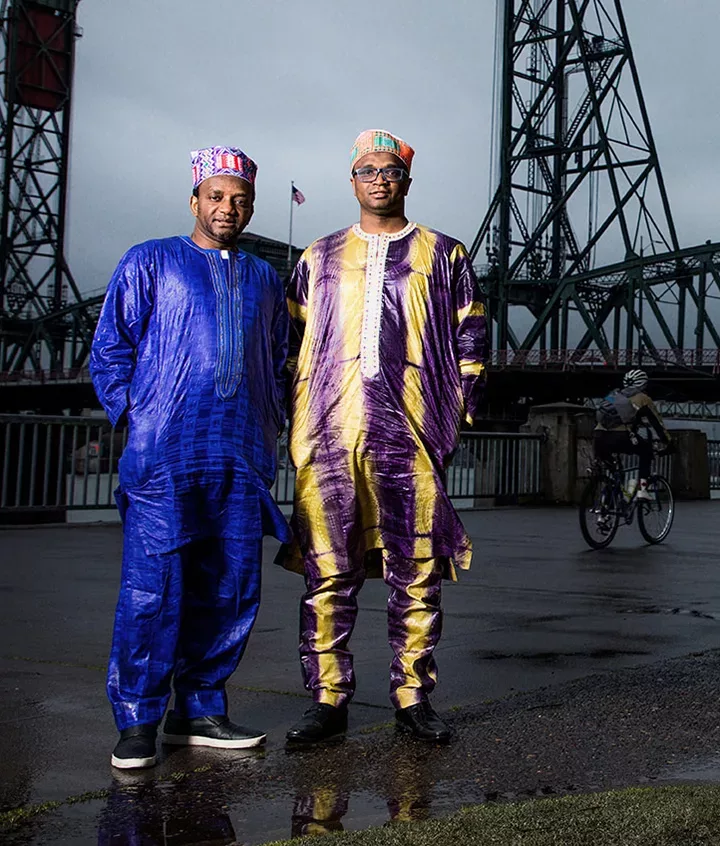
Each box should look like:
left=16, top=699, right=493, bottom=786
left=349, top=129, right=415, bottom=172
left=191, top=146, right=257, bottom=188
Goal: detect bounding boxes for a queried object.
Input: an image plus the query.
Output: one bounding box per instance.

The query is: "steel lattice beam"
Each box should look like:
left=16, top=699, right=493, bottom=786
left=471, top=0, right=717, bottom=371
left=0, top=0, right=94, bottom=375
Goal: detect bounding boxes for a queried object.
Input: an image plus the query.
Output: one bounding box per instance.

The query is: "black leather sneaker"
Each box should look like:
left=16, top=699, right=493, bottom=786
left=395, top=702, right=452, bottom=744
left=162, top=712, right=266, bottom=748
left=111, top=724, right=158, bottom=769
left=285, top=703, right=348, bottom=744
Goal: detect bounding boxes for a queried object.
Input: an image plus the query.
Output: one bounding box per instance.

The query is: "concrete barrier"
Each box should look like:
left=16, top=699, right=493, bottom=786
left=670, top=429, right=710, bottom=500
left=521, top=402, right=595, bottom=504
left=521, top=404, right=710, bottom=504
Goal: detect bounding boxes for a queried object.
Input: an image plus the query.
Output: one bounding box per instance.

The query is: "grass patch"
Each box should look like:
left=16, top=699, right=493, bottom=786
left=267, top=785, right=720, bottom=846
left=0, top=789, right=110, bottom=831
left=64, top=789, right=110, bottom=805
left=0, top=801, right=62, bottom=829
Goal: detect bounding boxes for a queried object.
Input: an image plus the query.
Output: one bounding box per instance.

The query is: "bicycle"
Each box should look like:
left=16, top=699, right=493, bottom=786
left=578, top=447, right=675, bottom=549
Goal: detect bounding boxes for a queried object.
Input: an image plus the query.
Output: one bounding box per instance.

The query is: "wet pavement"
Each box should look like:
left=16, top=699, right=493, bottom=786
left=3, top=502, right=720, bottom=843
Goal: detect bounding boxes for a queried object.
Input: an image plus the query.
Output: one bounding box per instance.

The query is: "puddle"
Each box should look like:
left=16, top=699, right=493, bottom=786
left=4, top=775, right=495, bottom=845
left=661, top=755, right=720, bottom=784
left=2, top=735, right=517, bottom=846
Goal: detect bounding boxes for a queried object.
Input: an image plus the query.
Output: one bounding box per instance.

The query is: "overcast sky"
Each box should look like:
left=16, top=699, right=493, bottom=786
left=65, top=0, right=720, bottom=293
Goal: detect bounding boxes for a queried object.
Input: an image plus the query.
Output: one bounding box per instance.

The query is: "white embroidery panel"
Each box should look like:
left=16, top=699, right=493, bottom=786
left=354, top=222, right=416, bottom=380
left=360, top=233, right=389, bottom=378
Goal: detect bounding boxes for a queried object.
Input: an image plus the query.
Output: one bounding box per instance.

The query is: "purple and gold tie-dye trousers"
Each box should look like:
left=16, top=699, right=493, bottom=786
left=299, top=552, right=443, bottom=709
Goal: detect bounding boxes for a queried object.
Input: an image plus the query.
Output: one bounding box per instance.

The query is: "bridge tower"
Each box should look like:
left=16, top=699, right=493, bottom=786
left=0, top=0, right=93, bottom=375
left=471, top=0, right=715, bottom=368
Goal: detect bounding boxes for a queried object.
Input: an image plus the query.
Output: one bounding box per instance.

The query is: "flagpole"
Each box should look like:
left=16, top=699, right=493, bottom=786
left=287, top=181, right=294, bottom=271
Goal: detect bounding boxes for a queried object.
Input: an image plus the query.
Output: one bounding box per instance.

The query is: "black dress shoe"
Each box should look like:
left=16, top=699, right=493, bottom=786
left=111, top=724, right=158, bottom=769
left=286, top=703, right=348, bottom=744
left=162, top=711, right=266, bottom=748
left=395, top=702, right=452, bottom=744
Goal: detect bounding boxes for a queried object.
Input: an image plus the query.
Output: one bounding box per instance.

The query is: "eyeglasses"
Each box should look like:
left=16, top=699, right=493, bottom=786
left=352, top=166, right=408, bottom=183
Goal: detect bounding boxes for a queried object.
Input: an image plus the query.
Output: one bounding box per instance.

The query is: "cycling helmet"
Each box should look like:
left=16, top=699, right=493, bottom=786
left=623, top=368, right=648, bottom=391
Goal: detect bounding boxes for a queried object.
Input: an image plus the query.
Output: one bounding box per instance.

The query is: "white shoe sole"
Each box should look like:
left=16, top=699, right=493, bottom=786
left=111, top=753, right=157, bottom=769
left=162, top=733, right=266, bottom=749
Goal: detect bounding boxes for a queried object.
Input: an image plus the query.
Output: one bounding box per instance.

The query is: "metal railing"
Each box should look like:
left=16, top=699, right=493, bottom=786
left=491, top=348, right=720, bottom=372
left=0, top=367, right=94, bottom=386
left=613, top=451, right=673, bottom=485
left=6, top=346, right=720, bottom=386
left=0, top=416, right=546, bottom=517
left=446, top=431, right=543, bottom=500
left=0, top=414, right=127, bottom=512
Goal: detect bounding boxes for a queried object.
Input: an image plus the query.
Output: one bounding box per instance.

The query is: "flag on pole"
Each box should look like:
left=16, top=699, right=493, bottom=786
left=287, top=182, right=304, bottom=269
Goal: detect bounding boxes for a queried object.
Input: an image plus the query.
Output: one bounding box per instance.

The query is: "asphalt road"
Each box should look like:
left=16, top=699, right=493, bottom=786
left=2, top=502, right=720, bottom=844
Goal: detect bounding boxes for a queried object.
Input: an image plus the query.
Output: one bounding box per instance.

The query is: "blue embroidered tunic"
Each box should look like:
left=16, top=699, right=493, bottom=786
left=90, top=236, right=291, bottom=555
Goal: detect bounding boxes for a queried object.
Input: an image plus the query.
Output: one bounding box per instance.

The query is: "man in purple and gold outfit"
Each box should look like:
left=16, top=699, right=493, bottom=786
left=284, top=130, right=489, bottom=744
left=91, top=147, right=290, bottom=769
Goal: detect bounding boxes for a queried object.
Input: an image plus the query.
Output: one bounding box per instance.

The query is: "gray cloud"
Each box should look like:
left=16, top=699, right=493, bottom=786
left=65, top=0, right=718, bottom=292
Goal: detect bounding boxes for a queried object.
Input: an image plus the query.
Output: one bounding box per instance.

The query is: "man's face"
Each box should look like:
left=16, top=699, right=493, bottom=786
left=190, top=175, right=254, bottom=247
left=351, top=151, right=411, bottom=217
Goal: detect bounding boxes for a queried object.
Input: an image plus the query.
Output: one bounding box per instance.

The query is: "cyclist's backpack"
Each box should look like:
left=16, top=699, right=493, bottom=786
left=596, top=388, right=638, bottom=428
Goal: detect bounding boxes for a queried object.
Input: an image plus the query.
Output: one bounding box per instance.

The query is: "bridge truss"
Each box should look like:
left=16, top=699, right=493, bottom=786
left=3, top=0, right=720, bottom=415
left=0, top=0, right=97, bottom=376
left=471, top=0, right=720, bottom=395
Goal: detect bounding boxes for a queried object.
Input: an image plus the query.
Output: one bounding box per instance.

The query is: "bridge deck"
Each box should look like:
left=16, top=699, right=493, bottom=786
left=3, top=348, right=720, bottom=412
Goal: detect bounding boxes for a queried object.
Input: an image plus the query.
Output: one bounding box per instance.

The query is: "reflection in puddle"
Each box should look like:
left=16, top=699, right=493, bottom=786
left=290, top=782, right=436, bottom=837
left=291, top=786, right=348, bottom=837
left=96, top=781, right=447, bottom=844
left=284, top=735, right=453, bottom=838
left=97, top=779, right=238, bottom=845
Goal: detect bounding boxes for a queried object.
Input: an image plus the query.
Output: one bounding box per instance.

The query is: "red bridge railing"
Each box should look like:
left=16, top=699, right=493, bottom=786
left=490, top=348, right=720, bottom=372
left=0, top=367, right=94, bottom=385
left=2, top=349, right=720, bottom=384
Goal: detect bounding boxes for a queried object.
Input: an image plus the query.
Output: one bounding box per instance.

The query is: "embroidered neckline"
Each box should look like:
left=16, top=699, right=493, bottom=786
left=181, top=235, right=246, bottom=257
left=351, top=221, right=416, bottom=242
left=356, top=224, right=417, bottom=378
left=206, top=250, right=244, bottom=400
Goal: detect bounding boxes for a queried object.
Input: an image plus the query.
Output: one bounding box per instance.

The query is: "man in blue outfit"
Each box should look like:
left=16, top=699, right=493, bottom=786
left=90, top=146, right=290, bottom=769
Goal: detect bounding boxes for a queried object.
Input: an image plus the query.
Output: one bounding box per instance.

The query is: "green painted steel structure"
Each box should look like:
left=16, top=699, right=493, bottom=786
left=0, top=0, right=93, bottom=374
left=3, top=0, right=720, bottom=414
left=471, top=0, right=720, bottom=393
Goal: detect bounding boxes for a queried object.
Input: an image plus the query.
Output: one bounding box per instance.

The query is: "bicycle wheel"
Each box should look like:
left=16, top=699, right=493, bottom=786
left=637, top=475, right=674, bottom=544
left=579, top=475, right=621, bottom=549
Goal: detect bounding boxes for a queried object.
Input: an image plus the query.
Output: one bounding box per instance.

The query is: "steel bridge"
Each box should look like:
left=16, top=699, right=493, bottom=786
left=1, top=0, right=720, bottom=416
left=587, top=399, right=720, bottom=424
left=469, top=0, right=720, bottom=409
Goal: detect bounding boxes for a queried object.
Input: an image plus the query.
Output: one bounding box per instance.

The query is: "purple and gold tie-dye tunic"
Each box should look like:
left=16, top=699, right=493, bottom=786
left=285, top=222, right=489, bottom=579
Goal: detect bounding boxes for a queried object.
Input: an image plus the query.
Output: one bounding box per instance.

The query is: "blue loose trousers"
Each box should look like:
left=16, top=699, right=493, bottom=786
left=108, top=507, right=262, bottom=731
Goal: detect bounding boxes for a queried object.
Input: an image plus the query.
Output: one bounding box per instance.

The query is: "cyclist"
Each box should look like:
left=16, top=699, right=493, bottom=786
left=594, top=369, right=672, bottom=500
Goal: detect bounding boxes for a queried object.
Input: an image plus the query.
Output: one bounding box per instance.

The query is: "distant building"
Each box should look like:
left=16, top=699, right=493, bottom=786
left=237, top=232, right=304, bottom=278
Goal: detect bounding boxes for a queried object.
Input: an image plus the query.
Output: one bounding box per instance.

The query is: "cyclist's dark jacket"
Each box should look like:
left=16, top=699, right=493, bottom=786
left=595, top=390, right=670, bottom=442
